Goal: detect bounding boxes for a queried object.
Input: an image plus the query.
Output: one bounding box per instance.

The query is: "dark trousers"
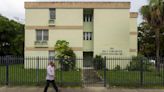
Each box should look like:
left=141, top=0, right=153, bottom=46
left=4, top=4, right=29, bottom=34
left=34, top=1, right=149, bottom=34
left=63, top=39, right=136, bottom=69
left=44, top=80, right=58, bottom=92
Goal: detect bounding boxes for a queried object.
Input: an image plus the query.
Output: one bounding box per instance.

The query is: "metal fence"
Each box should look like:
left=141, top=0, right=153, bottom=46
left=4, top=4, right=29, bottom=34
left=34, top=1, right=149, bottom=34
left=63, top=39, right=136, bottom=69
left=0, top=56, right=83, bottom=86
left=103, top=57, right=164, bottom=87
left=0, top=56, right=164, bottom=87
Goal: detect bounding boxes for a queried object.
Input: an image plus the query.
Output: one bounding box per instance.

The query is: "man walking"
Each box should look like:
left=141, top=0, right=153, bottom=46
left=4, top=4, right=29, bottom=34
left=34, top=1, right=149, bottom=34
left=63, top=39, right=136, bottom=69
left=44, top=61, right=59, bottom=92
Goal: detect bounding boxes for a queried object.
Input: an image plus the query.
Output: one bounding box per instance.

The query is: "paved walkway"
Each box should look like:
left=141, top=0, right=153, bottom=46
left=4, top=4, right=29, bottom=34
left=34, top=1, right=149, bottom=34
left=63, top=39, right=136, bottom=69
left=0, top=87, right=164, bottom=92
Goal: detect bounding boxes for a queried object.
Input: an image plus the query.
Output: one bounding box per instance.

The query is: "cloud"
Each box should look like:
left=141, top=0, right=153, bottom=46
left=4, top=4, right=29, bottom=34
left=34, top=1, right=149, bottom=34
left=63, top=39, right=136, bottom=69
left=0, top=0, right=25, bottom=21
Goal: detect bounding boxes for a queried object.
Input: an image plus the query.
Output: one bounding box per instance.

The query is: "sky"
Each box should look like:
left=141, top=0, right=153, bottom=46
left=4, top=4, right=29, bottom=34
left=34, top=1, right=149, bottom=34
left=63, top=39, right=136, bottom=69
left=0, top=0, right=148, bottom=24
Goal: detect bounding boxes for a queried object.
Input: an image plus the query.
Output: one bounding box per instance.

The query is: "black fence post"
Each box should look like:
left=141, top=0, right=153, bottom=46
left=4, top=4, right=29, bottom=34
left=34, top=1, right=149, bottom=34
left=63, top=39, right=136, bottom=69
left=36, top=56, right=39, bottom=85
left=104, top=56, right=107, bottom=87
left=163, top=57, right=164, bottom=86
left=60, top=58, right=63, bottom=86
left=6, top=57, right=9, bottom=86
left=140, top=57, right=143, bottom=87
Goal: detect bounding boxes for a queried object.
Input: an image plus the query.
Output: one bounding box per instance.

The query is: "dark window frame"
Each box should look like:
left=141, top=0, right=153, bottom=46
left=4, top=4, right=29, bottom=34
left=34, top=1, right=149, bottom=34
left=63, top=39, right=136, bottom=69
left=49, top=8, right=56, bottom=20
left=36, top=29, right=49, bottom=41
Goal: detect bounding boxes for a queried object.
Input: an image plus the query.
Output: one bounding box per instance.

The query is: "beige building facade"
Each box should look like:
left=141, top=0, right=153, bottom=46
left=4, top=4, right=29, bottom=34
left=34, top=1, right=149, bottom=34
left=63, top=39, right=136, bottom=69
left=25, top=2, right=138, bottom=68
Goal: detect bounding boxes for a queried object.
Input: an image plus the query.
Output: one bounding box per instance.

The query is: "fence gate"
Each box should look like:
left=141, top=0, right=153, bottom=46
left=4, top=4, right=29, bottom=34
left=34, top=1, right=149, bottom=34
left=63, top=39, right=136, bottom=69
left=83, top=56, right=106, bottom=87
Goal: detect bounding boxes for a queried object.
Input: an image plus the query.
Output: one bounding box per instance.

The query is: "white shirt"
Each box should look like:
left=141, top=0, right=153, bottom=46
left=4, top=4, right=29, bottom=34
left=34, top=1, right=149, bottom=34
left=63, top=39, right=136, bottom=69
left=46, top=65, right=55, bottom=80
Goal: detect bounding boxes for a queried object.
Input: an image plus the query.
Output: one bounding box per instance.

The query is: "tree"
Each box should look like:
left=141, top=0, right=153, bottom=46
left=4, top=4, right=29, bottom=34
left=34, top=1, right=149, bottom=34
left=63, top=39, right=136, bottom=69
left=138, top=22, right=155, bottom=57
left=54, top=40, right=76, bottom=71
left=10, top=20, right=24, bottom=56
left=138, top=22, right=164, bottom=58
left=0, top=15, right=24, bottom=56
left=140, top=0, right=164, bottom=72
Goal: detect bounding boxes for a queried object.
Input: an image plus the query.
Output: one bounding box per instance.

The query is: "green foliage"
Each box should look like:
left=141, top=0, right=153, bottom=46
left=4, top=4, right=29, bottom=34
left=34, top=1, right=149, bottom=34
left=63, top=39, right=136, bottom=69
left=138, top=22, right=155, bottom=57
left=54, top=40, right=76, bottom=71
left=140, top=0, right=164, bottom=71
left=93, top=55, right=104, bottom=70
left=0, top=15, right=24, bottom=56
left=138, top=22, right=164, bottom=57
left=140, top=0, right=164, bottom=29
left=114, top=65, right=121, bottom=71
left=126, top=55, right=155, bottom=72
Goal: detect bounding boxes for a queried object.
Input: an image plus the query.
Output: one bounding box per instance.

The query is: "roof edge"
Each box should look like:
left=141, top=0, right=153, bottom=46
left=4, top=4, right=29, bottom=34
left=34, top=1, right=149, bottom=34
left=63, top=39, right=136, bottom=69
left=130, top=12, right=138, bottom=18
left=25, top=2, right=131, bottom=9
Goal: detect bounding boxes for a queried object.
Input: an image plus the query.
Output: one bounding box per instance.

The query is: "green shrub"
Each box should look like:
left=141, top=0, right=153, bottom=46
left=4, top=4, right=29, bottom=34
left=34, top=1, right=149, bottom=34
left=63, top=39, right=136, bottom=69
left=126, top=55, right=155, bottom=72
left=93, top=55, right=104, bottom=70
left=114, top=65, right=121, bottom=71
left=55, top=40, right=76, bottom=71
left=60, top=48, right=76, bottom=71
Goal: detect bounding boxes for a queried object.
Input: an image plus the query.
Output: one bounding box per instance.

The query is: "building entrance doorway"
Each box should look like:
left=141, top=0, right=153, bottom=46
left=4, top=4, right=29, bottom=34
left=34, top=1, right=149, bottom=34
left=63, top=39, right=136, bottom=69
left=83, top=52, right=93, bottom=67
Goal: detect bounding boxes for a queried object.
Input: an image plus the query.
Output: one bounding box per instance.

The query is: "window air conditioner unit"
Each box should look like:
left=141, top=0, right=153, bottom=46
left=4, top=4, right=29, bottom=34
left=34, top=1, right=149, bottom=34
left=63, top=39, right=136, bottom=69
left=49, top=19, right=55, bottom=26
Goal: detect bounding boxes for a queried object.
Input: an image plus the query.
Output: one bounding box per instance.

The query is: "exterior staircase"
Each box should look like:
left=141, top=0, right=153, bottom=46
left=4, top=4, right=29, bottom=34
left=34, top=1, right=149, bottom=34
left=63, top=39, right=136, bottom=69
left=83, top=67, right=104, bottom=86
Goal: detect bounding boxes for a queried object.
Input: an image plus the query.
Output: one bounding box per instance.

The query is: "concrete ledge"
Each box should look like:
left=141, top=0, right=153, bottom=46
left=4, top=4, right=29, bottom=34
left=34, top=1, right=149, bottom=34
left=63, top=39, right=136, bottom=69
left=25, top=2, right=130, bottom=9
left=25, top=47, right=83, bottom=51
left=130, top=12, right=138, bottom=18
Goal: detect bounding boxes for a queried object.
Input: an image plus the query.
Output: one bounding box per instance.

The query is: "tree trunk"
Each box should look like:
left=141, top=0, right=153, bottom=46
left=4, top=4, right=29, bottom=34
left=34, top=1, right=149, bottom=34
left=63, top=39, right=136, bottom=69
left=155, top=29, right=160, bottom=75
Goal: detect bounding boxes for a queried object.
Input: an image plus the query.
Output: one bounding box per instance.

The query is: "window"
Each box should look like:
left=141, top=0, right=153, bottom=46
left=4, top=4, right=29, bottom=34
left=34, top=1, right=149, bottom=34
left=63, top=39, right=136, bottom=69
left=83, top=14, right=93, bottom=22
left=49, top=51, right=55, bottom=60
left=49, top=8, right=56, bottom=19
left=83, top=32, right=92, bottom=40
left=36, top=29, right=48, bottom=41
left=83, top=9, right=93, bottom=22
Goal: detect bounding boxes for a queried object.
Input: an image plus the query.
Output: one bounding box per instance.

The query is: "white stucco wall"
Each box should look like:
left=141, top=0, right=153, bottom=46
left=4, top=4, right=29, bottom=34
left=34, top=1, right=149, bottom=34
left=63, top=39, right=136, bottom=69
left=49, top=29, right=83, bottom=47
left=56, top=9, right=83, bottom=26
left=25, top=8, right=83, bottom=69
left=25, top=8, right=83, bottom=55
left=26, top=9, right=83, bottom=26
left=25, top=7, right=138, bottom=69
left=93, top=9, right=130, bottom=57
left=130, top=18, right=138, bottom=56
left=25, top=9, right=49, bottom=26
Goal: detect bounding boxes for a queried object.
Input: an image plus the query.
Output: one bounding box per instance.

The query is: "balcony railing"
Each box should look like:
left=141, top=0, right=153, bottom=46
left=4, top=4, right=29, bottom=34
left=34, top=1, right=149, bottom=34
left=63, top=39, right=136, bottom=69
left=34, top=40, right=48, bottom=47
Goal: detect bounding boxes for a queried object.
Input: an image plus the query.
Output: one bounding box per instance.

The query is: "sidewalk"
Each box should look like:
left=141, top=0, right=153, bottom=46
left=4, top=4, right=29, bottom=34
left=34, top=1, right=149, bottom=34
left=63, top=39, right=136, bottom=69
left=0, top=86, right=164, bottom=92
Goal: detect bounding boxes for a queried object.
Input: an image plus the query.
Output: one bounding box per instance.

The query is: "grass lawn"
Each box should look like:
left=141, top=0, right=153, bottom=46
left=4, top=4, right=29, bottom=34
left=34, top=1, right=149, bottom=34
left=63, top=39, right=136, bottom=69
left=0, top=64, right=82, bottom=86
left=98, top=70, right=164, bottom=87
left=1, top=64, right=164, bottom=87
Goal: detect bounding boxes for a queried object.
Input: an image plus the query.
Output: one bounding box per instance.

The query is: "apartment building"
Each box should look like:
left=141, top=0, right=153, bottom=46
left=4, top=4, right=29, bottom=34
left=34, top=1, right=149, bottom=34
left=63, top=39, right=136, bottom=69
left=24, top=2, right=138, bottom=68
